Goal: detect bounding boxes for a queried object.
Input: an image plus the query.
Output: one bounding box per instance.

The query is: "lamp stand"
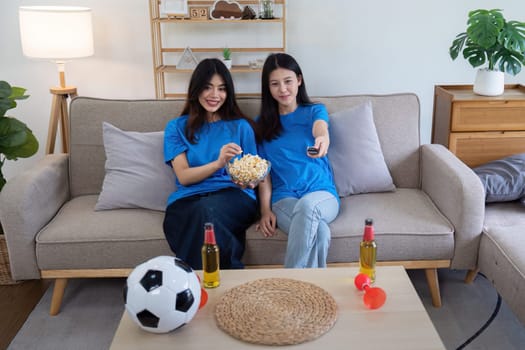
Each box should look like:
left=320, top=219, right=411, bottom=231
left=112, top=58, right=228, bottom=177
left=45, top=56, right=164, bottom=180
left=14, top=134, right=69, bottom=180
left=46, top=86, right=77, bottom=154
left=46, top=63, right=78, bottom=154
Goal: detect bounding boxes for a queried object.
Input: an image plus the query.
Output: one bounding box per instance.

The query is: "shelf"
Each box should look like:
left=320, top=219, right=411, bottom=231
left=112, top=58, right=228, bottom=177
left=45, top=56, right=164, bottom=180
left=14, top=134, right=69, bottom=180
left=158, top=64, right=262, bottom=73
left=160, top=47, right=285, bottom=53
left=149, top=0, right=286, bottom=99
left=155, top=18, right=283, bottom=23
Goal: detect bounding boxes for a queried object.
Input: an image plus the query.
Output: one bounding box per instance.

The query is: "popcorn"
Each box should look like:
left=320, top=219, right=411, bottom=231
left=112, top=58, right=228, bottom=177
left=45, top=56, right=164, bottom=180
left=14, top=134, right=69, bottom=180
left=226, top=154, right=270, bottom=185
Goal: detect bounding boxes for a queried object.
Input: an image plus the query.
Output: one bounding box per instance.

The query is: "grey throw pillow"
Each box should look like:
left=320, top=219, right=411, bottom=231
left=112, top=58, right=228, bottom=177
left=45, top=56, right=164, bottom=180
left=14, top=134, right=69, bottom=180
left=328, top=101, right=395, bottom=197
left=473, top=153, right=525, bottom=203
left=95, top=122, right=176, bottom=211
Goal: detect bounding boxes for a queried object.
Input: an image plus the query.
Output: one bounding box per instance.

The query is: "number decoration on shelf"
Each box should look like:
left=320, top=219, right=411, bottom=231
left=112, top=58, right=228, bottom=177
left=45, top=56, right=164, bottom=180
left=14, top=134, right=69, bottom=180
left=161, top=0, right=189, bottom=18
left=177, top=47, right=199, bottom=69
left=190, top=7, right=208, bottom=20
left=210, top=0, right=243, bottom=20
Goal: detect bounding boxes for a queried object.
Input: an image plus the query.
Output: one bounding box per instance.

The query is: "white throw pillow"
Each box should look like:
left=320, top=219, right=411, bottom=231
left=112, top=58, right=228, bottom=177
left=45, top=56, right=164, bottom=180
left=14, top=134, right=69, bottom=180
left=95, top=122, right=176, bottom=211
left=328, top=101, right=395, bottom=197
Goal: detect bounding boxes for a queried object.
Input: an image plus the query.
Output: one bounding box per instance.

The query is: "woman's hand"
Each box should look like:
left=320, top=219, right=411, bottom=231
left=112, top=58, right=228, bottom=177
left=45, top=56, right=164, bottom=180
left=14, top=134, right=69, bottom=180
left=256, top=209, right=276, bottom=237
left=309, top=134, right=330, bottom=158
left=218, top=142, right=242, bottom=167
left=310, top=120, right=330, bottom=158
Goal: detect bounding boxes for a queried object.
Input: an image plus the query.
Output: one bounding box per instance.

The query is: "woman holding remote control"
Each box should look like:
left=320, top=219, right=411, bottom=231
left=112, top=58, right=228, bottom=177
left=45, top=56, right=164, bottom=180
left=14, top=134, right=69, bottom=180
left=255, top=53, right=339, bottom=268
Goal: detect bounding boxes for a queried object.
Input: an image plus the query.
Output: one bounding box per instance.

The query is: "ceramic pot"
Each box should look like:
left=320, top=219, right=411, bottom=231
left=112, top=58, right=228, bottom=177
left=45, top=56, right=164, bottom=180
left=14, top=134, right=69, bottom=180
left=222, top=59, right=232, bottom=69
left=473, top=69, right=504, bottom=96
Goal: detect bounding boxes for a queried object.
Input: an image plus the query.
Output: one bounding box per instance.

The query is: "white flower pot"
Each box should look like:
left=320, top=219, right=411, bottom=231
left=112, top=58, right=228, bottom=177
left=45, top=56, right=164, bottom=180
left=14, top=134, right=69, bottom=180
left=222, top=59, right=232, bottom=69
left=473, top=69, right=504, bottom=96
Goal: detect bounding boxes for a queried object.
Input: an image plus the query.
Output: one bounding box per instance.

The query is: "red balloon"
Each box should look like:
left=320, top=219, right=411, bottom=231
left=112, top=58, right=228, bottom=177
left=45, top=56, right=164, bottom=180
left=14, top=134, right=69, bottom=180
left=354, top=273, right=371, bottom=291
left=354, top=273, right=386, bottom=309
left=363, top=286, right=386, bottom=309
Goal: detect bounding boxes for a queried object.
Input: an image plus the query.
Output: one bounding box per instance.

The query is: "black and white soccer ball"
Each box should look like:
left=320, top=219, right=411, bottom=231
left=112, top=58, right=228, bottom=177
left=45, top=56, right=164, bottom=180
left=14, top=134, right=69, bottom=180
left=124, top=255, right=201, bottom=333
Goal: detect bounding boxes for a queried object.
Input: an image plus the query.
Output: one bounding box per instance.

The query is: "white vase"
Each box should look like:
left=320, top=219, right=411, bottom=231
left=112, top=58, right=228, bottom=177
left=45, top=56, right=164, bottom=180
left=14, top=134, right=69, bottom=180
left=222, top=59, right=232, bottom=69
left=473, top=69, right=504, bottom=96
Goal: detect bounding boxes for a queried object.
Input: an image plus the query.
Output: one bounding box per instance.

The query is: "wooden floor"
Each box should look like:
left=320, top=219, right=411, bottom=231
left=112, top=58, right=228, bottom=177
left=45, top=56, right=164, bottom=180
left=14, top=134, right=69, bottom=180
left=0, top=280, right=50, bottom=350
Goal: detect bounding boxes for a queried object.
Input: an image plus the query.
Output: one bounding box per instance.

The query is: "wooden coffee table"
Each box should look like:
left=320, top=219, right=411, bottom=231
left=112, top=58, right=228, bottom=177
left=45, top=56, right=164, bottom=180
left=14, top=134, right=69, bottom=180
left=110, top=266, right=445, bottom=349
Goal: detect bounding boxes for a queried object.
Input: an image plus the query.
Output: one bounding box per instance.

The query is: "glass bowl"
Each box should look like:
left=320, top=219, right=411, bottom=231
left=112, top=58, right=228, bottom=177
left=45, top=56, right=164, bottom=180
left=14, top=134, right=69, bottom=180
left=226, top=154, right=271, bottom=187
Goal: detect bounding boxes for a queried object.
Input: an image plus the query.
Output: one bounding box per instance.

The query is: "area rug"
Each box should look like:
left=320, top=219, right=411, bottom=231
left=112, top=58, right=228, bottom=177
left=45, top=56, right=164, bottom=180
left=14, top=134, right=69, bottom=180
left=8, top=270, right=525, bottom=350
left=8, top=278, right=125, bottom=350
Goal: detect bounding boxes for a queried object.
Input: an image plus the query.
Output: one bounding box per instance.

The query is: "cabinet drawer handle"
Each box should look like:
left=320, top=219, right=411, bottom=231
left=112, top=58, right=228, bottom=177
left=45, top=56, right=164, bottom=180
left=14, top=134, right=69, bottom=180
left=487, top=100, right=509, bottom=105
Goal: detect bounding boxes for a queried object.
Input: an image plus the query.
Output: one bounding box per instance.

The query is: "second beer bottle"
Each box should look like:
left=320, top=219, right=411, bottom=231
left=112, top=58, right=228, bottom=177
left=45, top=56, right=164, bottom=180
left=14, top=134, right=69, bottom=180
left=359, top=218, right=377, bottom=283
left=201, top=222, right=220, bottom=288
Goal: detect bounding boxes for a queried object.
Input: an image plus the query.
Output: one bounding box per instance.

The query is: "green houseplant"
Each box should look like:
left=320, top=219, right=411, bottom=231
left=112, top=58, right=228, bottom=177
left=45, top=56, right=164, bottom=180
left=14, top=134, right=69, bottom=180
left=222, top=47, right=232, bottom=69
left=0, top=80, right=39, bottom=191
left=449, top=9, right=525, bottom=95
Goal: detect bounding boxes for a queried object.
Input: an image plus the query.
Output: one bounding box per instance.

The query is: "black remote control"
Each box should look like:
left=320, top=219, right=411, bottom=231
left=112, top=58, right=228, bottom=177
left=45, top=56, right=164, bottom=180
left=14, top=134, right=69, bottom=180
left=307, top=146, right=319, bottom=155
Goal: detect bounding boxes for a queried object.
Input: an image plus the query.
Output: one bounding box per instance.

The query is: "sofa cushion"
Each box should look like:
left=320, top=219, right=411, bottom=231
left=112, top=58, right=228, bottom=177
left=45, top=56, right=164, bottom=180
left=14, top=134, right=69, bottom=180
left=484, top=201, right=525, bottom=228
left=37, top=195, right=173, bottom=270
left=95, top=122, right=176, bottom=211
left=328, top=101, right=395, bottom=196
left=473, top=153, right=525, bottom=204
left=243, top=188, right=454, bottom=265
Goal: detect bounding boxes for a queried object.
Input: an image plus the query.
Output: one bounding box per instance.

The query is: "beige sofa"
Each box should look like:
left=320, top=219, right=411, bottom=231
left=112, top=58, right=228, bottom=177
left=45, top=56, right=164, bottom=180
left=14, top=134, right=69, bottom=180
left=0, top=94, right=485, bottom=315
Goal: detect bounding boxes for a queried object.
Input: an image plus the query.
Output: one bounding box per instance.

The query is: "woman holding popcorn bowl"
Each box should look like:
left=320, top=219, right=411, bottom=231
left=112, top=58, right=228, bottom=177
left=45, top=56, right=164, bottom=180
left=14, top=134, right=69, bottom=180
left=163, top=58, right=262, bottom=270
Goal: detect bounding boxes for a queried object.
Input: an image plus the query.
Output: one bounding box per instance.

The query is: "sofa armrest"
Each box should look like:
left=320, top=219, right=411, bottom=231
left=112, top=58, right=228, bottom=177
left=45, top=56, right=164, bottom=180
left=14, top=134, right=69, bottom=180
left=0, top=154, right=70, bottom=280
left=421, top=144, right=485, bottom=270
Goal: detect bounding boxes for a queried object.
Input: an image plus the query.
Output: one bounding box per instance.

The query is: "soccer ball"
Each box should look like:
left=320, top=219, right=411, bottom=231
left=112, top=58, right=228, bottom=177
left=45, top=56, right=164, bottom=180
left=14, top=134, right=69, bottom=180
left=123, top=255, right=201, bottom=333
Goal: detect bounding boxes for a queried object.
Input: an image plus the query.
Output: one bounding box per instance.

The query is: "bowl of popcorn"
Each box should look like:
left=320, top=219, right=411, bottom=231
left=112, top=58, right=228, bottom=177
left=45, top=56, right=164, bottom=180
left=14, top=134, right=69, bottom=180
left=226, top=154, right=271, bottom=187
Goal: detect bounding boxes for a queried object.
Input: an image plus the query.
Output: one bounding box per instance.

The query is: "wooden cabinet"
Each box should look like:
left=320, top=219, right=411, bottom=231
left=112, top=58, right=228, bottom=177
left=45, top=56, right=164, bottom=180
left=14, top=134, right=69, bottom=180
left=148, top=0, right=286, bottom=99
left=432, top=84, right=525, bottom=168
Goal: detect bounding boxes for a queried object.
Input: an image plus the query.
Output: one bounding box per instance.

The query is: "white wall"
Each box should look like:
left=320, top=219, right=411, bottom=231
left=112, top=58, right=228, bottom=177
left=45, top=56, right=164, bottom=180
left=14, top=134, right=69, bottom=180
left=2, top=0, right=524, bottom=180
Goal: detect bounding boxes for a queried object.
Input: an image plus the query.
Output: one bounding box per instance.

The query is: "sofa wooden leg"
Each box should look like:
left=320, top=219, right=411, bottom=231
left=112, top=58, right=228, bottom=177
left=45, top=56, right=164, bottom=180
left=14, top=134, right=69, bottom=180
left=464, top=268, right=479, bottom=284
left=49, top=278, right=68, bottom=316
left=425, top=268, right=442, bottom=308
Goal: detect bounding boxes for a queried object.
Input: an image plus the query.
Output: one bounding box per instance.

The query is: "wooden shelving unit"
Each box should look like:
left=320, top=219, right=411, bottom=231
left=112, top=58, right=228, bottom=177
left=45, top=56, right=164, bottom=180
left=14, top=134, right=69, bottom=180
left=149, top=0, right=286, bottom=98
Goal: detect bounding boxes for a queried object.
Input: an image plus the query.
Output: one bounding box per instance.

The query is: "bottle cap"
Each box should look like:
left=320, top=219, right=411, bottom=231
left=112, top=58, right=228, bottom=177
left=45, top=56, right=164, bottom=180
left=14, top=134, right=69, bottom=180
left=363, top=218, right=374, bottom=241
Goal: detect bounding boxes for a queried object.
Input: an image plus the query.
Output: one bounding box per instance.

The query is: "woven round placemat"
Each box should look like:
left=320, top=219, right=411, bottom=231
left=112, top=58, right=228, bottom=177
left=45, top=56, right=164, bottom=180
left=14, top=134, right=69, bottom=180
left=214, top=277, right=337, bottom=345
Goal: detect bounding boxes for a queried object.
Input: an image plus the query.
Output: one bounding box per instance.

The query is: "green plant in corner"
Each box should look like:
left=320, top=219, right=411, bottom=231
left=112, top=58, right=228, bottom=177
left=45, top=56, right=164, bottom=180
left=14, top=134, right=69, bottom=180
left=0, top=81, right=39, bottom=191
left=449, top=9, right=525, bottom=75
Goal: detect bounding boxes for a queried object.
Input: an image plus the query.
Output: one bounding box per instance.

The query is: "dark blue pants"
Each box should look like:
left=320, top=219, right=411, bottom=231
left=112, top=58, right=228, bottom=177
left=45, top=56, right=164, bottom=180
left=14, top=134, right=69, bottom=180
left=163, top=187, right=257, bottom=270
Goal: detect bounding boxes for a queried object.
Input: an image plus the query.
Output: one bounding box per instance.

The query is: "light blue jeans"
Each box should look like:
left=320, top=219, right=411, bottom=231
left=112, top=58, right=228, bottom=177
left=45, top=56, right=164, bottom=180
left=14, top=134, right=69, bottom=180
left=272, top=191, right=339, bottom=268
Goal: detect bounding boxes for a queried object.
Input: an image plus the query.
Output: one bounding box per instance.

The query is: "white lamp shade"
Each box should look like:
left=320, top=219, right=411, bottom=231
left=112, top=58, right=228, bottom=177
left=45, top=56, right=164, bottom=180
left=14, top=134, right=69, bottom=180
left=19, top=6, right=94, bottom=60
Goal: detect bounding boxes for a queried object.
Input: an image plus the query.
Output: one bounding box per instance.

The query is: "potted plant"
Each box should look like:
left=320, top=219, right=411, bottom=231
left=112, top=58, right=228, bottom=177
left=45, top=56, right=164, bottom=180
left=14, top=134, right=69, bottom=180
left=0, top=80, right=38, bottom=284
left=0, top=80, right=39, bottom=192
left=259, top=0, right=274, bottom=19
left=222, top=47, right=232, bottom=69
left=449, top=9, right=525, bottom=96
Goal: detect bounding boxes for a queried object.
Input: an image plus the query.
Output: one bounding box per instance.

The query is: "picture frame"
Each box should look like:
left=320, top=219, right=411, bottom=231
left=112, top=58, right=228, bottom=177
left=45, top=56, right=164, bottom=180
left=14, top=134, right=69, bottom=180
left=161, top=0, right=189, bottom=17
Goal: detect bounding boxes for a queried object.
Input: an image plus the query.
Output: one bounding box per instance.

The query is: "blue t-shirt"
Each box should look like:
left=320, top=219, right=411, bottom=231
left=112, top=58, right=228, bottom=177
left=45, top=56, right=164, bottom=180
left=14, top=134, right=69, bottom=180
left=257, top=104, right=339, bottom=204
left=164, top=115, right=257, bottom=205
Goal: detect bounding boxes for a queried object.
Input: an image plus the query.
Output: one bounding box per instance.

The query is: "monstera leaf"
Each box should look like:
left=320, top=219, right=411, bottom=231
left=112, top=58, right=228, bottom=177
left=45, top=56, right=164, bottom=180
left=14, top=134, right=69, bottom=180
left=466, top=9, right=504, bottom=49
left=499, top=21, right=525, bottom=53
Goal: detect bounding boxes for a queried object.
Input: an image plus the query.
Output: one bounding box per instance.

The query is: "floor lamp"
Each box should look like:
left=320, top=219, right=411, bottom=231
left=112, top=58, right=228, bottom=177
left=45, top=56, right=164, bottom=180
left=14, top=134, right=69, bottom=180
left=19, top=6, right=94, bottom=154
